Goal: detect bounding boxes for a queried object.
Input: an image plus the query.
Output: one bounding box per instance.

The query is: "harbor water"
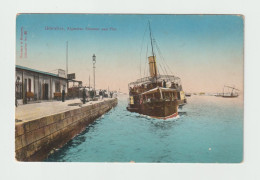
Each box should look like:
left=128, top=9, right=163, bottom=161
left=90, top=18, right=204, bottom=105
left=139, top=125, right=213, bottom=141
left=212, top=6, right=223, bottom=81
left=45, top=94, right=243, bottom=163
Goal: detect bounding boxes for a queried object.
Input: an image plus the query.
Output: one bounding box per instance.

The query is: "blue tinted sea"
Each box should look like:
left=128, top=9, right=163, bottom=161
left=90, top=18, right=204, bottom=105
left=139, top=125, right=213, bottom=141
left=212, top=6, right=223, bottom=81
left=46, top=94, right=243, bottom=163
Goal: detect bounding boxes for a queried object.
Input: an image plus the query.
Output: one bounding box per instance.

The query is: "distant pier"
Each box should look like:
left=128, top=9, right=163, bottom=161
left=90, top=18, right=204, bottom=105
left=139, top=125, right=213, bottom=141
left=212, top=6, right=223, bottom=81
left=15, top=98, right=118, bottom=161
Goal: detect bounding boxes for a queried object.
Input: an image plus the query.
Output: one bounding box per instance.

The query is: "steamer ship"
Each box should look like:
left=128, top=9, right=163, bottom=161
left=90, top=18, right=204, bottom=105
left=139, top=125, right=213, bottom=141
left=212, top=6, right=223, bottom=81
left=126, top=22, right=186, bottom=119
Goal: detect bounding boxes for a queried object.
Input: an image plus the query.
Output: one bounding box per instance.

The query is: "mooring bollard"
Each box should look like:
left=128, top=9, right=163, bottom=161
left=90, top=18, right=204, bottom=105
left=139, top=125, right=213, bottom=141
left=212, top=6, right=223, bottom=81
left=62, top=90, right=65, bottom=102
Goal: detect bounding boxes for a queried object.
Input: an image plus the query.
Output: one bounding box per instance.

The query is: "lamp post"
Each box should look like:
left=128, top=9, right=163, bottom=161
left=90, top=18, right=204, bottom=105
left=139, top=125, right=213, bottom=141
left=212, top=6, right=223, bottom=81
left=92, top=54, right=96, bottom=96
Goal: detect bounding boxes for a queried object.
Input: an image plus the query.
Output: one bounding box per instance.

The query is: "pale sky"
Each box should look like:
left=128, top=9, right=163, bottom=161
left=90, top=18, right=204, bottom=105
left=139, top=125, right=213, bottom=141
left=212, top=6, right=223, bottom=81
left=16, top=14, right=244, bottom=93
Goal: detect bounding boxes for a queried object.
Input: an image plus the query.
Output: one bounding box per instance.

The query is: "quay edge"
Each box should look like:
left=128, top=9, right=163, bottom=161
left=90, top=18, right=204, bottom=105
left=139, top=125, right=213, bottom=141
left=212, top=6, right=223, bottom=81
left=15, top=98, right=118, bottom=161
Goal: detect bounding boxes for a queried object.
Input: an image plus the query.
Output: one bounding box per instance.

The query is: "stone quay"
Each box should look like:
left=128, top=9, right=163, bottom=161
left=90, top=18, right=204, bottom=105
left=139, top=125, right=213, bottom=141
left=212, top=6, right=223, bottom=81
left=15, top=98, right=118, bottom=161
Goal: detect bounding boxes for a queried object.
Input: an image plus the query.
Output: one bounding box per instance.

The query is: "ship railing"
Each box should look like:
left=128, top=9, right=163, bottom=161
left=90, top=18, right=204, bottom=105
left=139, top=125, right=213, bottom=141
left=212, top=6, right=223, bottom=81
left=129, top=84, right=183, bottom=95
left=128, top=75, right=181, bottom=86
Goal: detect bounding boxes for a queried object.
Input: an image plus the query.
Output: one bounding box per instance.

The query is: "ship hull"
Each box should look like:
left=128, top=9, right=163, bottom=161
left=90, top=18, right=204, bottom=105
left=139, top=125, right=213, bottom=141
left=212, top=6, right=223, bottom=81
left=177, top=99, right=187, bottom=106
left=222, top=95, right=239, bottom=98
left=127, top=100, right=178, bottom=120
left=150, top=112, right=178, bottom=120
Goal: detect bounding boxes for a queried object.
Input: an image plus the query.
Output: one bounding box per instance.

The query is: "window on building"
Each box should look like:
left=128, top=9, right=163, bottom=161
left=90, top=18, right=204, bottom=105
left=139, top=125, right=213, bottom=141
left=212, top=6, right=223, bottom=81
left=55, top=81, right=61, bottom=92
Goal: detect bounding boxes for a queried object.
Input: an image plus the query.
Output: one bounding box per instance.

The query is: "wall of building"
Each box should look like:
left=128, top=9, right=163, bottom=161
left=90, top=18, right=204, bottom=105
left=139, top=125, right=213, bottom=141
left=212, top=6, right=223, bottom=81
left=15, top=70, right=23, bottom=100
left=15, top=98, right=118, bottom=161
left=23, top=72, right=35, bottom=93
left=16, top=68, right=68, bottom=101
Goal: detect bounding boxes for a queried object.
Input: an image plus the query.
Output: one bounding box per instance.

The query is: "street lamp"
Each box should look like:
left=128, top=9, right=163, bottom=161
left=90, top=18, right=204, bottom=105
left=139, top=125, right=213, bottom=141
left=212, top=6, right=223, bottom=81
left=92, top=54, right=96, bottom=96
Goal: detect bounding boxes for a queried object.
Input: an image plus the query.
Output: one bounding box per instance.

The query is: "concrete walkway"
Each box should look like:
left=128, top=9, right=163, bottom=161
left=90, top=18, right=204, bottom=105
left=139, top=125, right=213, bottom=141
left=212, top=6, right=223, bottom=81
left=15, top=98, right=114, bottom=122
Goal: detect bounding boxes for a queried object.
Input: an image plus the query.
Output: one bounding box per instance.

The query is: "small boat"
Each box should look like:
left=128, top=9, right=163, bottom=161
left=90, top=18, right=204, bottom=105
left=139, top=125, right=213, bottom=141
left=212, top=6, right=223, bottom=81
left=185, top=93, right=191, bottom=97
left=216, top=85, right=239, bottom=98
left=214, top=93, right=223, bottom=97
left=221, top=86, right=239, bottom=98
left=126, top=21, right=186, bottom=119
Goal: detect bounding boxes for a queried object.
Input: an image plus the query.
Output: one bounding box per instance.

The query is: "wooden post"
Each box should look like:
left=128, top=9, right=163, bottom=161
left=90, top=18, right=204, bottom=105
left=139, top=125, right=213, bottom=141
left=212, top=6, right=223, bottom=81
left=33, top=74, right=36, bottom=100
left=22, top=70, right=24, bottom=104
left=50, top=77, right=52, bottom=100
left=159, top=87, right=163, bottom=99
left=38, top=75, right=40, bottom=100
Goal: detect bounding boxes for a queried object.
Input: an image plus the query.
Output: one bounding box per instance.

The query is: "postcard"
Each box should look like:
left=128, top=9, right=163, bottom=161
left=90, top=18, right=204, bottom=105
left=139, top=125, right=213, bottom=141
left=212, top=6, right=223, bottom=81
left=15, top=14, right=244, bottom=163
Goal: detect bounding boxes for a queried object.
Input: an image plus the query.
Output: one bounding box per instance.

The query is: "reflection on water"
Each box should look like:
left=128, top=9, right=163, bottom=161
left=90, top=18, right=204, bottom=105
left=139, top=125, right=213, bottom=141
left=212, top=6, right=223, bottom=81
left=149, top=118, right=180, bottom=130
left=46, top=94, right=243, bottom=163
left=178, top=111, right=188, bottom=116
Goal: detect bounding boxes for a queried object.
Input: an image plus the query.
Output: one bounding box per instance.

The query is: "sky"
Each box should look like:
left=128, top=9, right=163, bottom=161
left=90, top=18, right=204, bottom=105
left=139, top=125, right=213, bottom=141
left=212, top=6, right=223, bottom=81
left=16, top=14, right=244, bottom=93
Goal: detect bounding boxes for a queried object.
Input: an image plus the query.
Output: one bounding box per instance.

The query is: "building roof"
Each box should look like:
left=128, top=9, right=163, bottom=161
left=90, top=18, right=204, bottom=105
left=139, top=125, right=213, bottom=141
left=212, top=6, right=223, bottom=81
left=16, top=65, right=67, bottom=80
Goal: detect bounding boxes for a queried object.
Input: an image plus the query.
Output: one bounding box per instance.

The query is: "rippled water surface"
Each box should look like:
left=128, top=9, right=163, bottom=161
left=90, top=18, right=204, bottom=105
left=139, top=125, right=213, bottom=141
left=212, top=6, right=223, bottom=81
left=46, top=95, right=243, bottom=163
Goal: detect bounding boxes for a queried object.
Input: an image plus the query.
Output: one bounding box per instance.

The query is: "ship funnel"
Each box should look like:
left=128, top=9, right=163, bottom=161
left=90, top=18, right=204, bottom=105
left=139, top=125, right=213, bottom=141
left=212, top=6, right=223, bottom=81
left=148, top=56, right=158, bottom=78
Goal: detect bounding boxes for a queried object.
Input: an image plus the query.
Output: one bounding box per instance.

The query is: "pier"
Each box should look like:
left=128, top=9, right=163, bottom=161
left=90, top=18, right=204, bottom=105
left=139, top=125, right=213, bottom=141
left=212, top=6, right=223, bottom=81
left=15, top=98, right=118, bottom=161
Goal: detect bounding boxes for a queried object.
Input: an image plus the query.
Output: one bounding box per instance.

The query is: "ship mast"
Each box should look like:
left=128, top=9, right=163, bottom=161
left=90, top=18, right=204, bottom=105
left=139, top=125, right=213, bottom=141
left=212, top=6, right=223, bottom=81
left=224, top=85, right=239, bottom=96
left=148, top=21, right=158, bottom=82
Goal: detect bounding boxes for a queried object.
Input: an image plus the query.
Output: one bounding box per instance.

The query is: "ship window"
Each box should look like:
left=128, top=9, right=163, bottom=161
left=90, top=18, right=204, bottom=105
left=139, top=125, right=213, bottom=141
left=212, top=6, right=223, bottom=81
left=154, top=92, right=160, bottom=99
left=177, top=92, right=180, bottom=99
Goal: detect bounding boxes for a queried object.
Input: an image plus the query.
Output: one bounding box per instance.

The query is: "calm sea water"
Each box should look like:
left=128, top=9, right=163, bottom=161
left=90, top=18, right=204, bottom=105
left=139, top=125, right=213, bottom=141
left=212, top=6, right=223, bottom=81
left=45, top=94, right=243, bottom=163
